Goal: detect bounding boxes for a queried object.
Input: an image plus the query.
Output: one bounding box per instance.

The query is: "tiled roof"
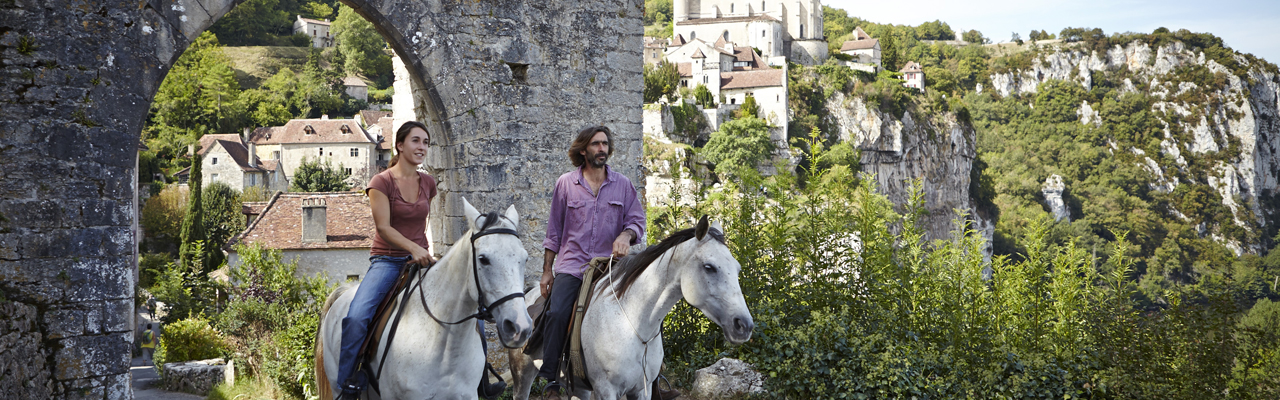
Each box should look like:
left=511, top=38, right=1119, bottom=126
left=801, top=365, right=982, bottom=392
left=676, top=62, right=693, bottom=77
left=852, top=27, right=872, bottom=41
left=342, top=76, right=367, bottom=87
left=198, top=134, right=269, bottom=172
left=900, top=61, right=922, bottom=73
left=676, top=15, right=780, bottom=26
left=840, top=38, right=879, bottom=51
left=242, top=201, right=269, bottom=217
left=690, top=48, right=706, bottom=59
left=299, top=17, right=330, bottom=26
left=713, top=36, right=728, bottom=49
left=671, top=34, right=686, bottom=46
left=360, top=110, right=392, bottom=126
left=732, top=46, right=767, bottom=69
left=719, top=69, right=785, bottom=90
left=250, top=119, right=377, bottom=146
left=226, top=192, right=374, bottom=251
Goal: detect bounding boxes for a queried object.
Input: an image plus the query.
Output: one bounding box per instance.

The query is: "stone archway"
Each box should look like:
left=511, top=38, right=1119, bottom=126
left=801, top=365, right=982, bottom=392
left=0, top=0, right=643, bottom=397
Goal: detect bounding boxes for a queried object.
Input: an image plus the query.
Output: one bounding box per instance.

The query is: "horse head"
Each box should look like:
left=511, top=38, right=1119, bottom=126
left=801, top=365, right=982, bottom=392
left=462, top=198, right=533, bottom=349
left=676, top=216, right=754, bottom=344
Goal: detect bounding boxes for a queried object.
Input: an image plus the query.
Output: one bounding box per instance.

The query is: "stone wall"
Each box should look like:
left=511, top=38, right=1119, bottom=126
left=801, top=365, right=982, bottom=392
left=0, top=0, right=644, bottom=397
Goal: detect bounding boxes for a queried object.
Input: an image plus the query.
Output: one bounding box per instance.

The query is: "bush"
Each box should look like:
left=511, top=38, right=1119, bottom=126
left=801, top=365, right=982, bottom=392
left=154, top=317, right=229, bottom=371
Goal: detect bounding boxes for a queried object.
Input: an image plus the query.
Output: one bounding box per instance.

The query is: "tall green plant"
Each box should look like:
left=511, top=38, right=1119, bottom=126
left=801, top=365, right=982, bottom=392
left=179, top=152, right=208, bottom=271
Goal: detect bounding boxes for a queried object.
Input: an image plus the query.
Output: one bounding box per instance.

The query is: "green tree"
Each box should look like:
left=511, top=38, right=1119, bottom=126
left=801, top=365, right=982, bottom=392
left=880, top=30, right=901, bottom=72
left=141, top=185, right=189, bottom=255
left=301, top=1, right=335, bottom=19
left=644, top=0, right=672, bottom=26
left=206, top=0, right=290, bottom=46
left=692, top=84, right=716, bottom=108
left=644, top=62, right=681, bottom=103
left=179, top=152, right=208, bottom=271
left=202, top=182, right=245, bottom=269
left=916, top=20, right=955, bottom=40
left=962, top=29, right=986, bottom=44
left=147, top=32, right=246, bottom=160
left=291, top=157, right=351, bottom=192
left=1033, top=79, right=1086, bottom=123
left=734, top=94, right=760, bottom=119
left=331, top=5, right=392, bottom=85
left=701, top=117, right=775, bottom=176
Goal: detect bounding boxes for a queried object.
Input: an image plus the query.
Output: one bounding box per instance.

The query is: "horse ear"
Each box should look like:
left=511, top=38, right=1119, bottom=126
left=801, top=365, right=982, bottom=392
left=504, top=204, right=519, bottom=227
left=695, top=215, right=710, bottom=241
left=463, top=197, right=480, bottom=231
left=710, top=220, right=723, bottom=236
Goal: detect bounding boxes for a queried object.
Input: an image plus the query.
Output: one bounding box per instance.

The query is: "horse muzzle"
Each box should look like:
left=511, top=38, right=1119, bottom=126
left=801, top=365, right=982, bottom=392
left=723, top=314, right=754, bottom=344
left=496, top=311, right=533, bottom=349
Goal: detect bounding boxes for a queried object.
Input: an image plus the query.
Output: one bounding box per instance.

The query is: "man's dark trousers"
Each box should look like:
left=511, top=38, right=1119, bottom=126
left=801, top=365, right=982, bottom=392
left=537, top=273, right=583, bottom=380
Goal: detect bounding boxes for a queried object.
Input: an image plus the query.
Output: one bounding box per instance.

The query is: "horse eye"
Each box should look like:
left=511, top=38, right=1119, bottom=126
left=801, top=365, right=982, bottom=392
left=479, top=255, right=490, bottom=265
left=702, top=263, right=716, bottom=273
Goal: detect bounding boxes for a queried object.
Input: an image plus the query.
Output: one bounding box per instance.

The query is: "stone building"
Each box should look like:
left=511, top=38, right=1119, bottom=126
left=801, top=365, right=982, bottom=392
left=343, top=76, right=369, bottom=102
left=0, top=1, right=641, bottom=396
left=249, top=118, right=380, bottom=188
left=197, top=133, right=287, bottom=193
left=839, top=26, right=881, bottom=73
left=665, top=37, right=787, bottom=134
left=901, top=61, right=924, bottom=90
left=293, top=15, right=332, bottom=48
left=671, top=0, right=826, bottom=64
left=225, top=192, right=376, bottom=286
left=644, top=36, right=669, bottom=65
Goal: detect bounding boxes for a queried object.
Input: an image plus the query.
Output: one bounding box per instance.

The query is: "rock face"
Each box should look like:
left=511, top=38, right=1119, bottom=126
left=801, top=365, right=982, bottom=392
left=0, top=0, right=643, bottom=397
left=1042, top=174, right=1070, bottom=222
left=988, top=40, right=1280, bottom=252
left=825, top=92, right=993, bottom=252
left=692, top=358, right=765, bottom=399
left=161, top=359, right=229, bottom=395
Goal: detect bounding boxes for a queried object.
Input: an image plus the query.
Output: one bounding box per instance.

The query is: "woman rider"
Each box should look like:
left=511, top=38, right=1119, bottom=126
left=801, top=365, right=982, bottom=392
left=335, top=121, right=504, bottom=399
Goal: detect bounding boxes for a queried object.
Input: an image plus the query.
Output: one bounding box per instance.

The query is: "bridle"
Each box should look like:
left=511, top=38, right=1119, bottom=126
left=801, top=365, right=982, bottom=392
left=417, top=213, right=525, bottom=326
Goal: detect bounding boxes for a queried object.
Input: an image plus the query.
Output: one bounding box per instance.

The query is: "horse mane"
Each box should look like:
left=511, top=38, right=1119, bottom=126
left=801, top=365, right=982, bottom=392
left=600, top=226, right=725, bottom=298
left=476, top=211, right=503, bottom=233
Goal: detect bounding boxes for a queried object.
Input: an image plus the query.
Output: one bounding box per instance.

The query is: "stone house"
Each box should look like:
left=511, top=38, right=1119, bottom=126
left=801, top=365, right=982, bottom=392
left=249, top=118, right=379, bottom=189
left=901, top=61, right=924, bottom=90
left=343, top=76, right=368, bottom=102
left=671, top=0, right=825, bottom=64
left=197, top=133, right=287, bottom=193
left=839, top=26, right=881, bottom=73
left=644, top=36, right=669, bottom=65
left=293, top=15, right=332, bottom=48
left=357, top=110, right=397, bottom=171
left=665, top=37, right=787, bottom=132
left=224, top=192, right=376, bottom=286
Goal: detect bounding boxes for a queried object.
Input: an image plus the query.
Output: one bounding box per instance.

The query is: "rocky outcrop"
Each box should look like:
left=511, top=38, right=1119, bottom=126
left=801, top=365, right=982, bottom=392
left=161, top=358, right=233, bottom=395
left=692, top=358, right=765, bottom=399
left=1042, top=175, right=1070, bottom=222
left=825, top=92, right=992, bottom=252
left=989, top=40, right=1280, bottom=252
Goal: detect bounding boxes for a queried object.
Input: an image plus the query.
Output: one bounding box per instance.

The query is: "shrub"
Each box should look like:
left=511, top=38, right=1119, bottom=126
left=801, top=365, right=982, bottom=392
left=154, top=316, right=229, bottom=371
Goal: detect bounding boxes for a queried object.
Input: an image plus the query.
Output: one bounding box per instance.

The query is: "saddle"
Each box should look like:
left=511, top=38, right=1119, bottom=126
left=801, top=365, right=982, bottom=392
left=354, top=262, right=424, bottom=392
left=526, top=257, right=615, bottom=392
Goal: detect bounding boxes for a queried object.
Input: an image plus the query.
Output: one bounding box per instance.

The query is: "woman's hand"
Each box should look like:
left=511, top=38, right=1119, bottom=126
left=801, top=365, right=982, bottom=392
left=410, top=245, right=435, bottom=267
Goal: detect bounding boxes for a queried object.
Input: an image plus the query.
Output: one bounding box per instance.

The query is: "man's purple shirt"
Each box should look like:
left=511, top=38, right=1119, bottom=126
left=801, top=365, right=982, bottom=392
left=543, top=165, right=646, bottom=278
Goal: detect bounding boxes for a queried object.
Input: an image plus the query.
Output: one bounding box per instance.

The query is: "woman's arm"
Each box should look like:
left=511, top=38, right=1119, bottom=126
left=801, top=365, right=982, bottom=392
left=369, top=188, right=434, bottom=266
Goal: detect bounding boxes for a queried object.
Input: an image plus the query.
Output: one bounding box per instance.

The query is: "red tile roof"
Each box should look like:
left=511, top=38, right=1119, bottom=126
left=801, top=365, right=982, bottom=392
left=198, top=134, right=270, bottom=172
left=840, top=39, right=879, bottom=51
left=690, top=48, right=706, bottom=59
left=732, top=46, right=767, bottom=69
left=671, top=34, right=686, bottom=46
left=676, top=62, right=693, bottom=77
left=853, top=27, right=872, bottom=41
left=900, top=61, right=922, bottom=73
left=719, top=69, right=785, bottom=90
left=343, top=76, right=367, bottom=87
left=226, top=192, right=374, bottom=251
left=360, top=110, right=393, bottom=126
left=298, top=17, right=330, bottom=26
left=251, top=119, right=377, bottom=146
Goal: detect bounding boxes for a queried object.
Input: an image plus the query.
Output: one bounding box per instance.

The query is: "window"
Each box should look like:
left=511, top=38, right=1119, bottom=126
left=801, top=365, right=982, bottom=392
left=730, top=3, right=734, bottom=13
left=272, top=151, right=280, bottom=160
left=761, top=1, right=765, bottom=11
left=723, top=31, right=729, bottom=41
left=762, top=30, right=766, bottom=37
left=350, top=148, right=359, bottom=157
left=345, top=168, right=352, bottom=175
left=730, top=97, right=736, bottom=104
left=690, top=32, right=696, bottom=40
left=211, top=157, right=218, bottom=165
left=347, top=274, right=360, bottom=282
left=800, top=25, right=804, bottom=39
left=211, top=173, right=219, bottom=181
left=319, top=148, right=324, bottom=157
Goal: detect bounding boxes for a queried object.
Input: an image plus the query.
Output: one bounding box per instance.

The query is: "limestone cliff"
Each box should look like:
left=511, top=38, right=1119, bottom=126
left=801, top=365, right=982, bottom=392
left=989, top=41, right=1280, bottom=253
left=824, top=92, right=992, bottom=254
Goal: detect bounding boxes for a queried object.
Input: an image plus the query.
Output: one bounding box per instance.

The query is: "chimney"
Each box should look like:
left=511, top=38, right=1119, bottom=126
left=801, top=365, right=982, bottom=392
left=302, top=197, right=327, bottom=243
left=321, top=114, right=329, bottom=120
left=248, top=142, right=258, bottom=168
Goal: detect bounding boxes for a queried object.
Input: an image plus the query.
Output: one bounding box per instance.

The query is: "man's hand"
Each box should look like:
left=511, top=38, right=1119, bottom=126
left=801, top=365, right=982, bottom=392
left=612, top=230, right=634, bottom=258
left=539, top=271, right=555, bottom=299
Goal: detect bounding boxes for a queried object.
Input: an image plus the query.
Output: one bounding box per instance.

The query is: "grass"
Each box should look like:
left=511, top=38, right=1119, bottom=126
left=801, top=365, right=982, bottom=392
left=219, top=46, right=313, bottom=89
left=205, top=375, right=291, bottom=400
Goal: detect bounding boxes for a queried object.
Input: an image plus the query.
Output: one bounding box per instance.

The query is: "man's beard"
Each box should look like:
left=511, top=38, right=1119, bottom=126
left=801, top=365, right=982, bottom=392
left=589, top=151, right=608, bottom=168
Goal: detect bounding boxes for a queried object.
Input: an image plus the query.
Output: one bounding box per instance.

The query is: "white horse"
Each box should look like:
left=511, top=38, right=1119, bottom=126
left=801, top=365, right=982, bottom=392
left=510, top=216, right=755, bottom=400
left=317, top=199, right=533, bottom=399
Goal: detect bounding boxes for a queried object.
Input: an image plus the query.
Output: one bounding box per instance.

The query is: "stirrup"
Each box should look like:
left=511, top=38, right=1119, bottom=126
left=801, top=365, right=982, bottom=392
left=477, top=362, right=507, bottom=399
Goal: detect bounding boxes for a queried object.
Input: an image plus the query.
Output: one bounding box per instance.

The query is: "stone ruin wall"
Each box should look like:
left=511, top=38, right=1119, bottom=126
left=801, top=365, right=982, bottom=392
left=0, top=0, right=644, bottom=397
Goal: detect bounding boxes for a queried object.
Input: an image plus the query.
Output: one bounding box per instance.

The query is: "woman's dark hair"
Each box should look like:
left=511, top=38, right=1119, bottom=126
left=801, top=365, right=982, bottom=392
left=389, top=121, right=430, bottom=168
left=567, top=125, right=613, bottom=167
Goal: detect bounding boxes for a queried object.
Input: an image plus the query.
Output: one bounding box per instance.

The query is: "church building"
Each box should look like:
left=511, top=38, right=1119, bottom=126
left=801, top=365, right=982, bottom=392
left=671, top=0, right=828, bottom=65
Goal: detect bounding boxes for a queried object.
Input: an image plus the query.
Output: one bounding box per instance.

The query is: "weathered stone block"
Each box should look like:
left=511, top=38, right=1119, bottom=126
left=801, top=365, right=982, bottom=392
left=161, top=358, right=228, bottom=395
left=44, top=308, right=87, bottom=339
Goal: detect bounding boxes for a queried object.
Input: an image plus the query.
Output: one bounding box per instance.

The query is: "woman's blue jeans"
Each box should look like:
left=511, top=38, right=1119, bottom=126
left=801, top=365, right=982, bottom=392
left=336, top=255, right=409, bottom=390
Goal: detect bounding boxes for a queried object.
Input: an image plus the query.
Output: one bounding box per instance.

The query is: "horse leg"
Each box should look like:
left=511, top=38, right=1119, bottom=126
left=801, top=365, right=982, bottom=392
left=509, top=347, right=541, bottom=400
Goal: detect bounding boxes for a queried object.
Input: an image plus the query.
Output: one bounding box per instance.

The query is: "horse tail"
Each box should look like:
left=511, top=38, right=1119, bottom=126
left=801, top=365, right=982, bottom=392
left=316, top=283, right=353, bottom=400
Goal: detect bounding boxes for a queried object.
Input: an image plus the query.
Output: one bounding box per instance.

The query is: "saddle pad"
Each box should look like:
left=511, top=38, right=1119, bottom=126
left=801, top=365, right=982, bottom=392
left=566, top=257, right=614, bottom=391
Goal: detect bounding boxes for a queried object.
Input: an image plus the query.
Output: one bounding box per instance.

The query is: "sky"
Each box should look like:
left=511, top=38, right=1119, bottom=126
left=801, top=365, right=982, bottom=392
left=825, top=0, right=1280, bottom=65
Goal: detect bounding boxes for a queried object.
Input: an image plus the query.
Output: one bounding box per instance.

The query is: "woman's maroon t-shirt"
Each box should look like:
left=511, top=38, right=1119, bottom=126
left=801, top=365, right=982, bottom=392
left=365, top=170, right=437, bottom=257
